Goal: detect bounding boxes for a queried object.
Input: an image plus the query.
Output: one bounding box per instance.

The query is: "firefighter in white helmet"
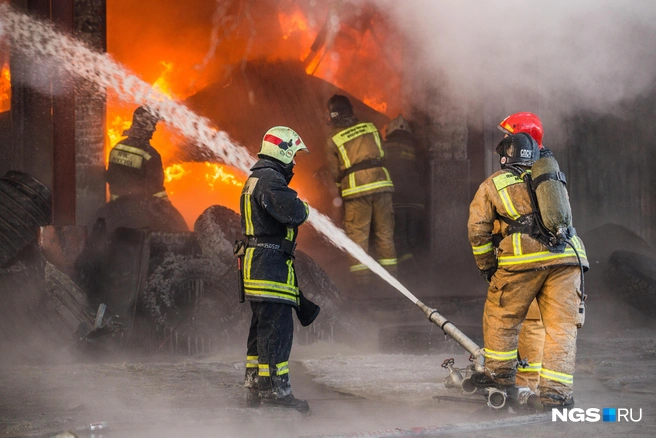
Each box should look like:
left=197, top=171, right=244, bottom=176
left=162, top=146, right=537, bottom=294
left=239, top=126, right=316, bottom=414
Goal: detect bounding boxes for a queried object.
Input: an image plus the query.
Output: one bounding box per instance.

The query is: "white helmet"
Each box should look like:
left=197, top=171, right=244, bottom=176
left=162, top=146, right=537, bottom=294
left=259, top=126, right=309, bottom=165
left=385, top=114, right=412, bottom=136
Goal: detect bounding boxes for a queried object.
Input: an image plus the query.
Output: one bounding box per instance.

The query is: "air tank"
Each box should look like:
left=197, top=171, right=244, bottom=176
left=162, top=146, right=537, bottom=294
left=532, top=155, right=572, bottom=239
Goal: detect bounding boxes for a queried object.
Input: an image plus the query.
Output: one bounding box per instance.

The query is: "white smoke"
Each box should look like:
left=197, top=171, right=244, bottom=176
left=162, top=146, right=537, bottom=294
left=370, top=0, right=656, bottom=116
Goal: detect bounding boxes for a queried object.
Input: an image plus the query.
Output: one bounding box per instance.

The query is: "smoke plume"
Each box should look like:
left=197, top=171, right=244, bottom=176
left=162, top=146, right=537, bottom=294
left=370, top=0, right=656, bottom=117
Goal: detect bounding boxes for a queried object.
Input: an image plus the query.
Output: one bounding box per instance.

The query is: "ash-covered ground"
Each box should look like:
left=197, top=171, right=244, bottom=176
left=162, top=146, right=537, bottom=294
left=1, top=224, right=656, bottom=437
left=1, top=292, right=655, bottom=438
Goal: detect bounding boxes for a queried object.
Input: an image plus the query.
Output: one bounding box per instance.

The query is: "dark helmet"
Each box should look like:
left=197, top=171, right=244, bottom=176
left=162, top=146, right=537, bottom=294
left=327, top=94, right=354, bottom=124
left=131, top=106, right=161, bottom=132
left=495, top=132, right=540, bottom=167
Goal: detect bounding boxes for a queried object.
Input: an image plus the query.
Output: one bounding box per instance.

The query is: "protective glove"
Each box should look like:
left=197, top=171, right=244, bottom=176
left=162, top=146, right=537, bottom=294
left=479, top=266, right=497, bottom=283
left=491, top=233, right=503, bottom=248
left=295, top=290, right=320, bottom=327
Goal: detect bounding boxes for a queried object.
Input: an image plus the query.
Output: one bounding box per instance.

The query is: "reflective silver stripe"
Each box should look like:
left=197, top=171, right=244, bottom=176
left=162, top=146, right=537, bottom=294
left=498, top=188, right=521, bottom=219
left=246, top=356, right=258, bottom=368
left=472, top=242, right=493, bottom=255
left=540, top=368, right=573, bottom=385
left=258, top=364, right=270, bottom=376
left=512, top=233, right=522, bottom=256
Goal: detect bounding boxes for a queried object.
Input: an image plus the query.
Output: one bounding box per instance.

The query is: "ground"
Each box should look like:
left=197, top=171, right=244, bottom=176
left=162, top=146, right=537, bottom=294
left=1, top=296, right=655, bottom=438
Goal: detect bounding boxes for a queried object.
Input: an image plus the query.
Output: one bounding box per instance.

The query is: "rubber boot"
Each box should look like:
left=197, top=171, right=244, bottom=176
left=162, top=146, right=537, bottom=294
left=470, top=372, right=514, bottom=389
left=261, top=394, right=310, bottom=414
left=539, top=396, right=575, bottom=412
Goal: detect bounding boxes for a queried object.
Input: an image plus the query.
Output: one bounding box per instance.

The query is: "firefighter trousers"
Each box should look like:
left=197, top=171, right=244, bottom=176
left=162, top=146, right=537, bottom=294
left=483, top=265, right=580, bottom=405
left=343, top=192, right=397, bottom=282
left=393, top=205, right=423, bottom=278
left=244, top=301, right=294, bottom=398
left=516, top=299, right=544, bottom=392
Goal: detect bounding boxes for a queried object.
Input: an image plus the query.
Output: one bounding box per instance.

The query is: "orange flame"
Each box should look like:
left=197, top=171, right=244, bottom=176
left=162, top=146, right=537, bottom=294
left=204, top=162, right=244, bottom=189
left=0, top=62, right=10, bottom=113
left=164, top=163, right=187, bottom=182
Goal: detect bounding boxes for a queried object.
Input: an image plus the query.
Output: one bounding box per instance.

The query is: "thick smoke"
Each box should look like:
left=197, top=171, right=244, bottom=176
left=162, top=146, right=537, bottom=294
left=370, top=0, right=656, bottom=117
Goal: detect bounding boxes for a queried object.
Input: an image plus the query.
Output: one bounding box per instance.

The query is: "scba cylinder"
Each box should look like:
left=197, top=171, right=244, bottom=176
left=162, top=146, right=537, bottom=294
left=532, top=156, right=572, bottom=238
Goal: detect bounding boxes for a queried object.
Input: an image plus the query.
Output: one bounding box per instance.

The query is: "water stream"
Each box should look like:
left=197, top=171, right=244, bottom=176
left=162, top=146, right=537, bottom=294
left=0, top=4, right=421, bottom=305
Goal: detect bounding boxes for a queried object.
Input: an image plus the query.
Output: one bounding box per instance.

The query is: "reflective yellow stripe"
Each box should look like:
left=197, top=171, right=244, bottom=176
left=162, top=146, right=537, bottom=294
left=350, top=264, right=368, bottom=272
left=348, top=172, right=356, bottom=190
left=484, top=348, right=517, bottom=361
left=498, top=248, right=588, bottom=266
left=512, top=233, right=522, bottom=256
left=499, top=188, right=521, bottom=220
left=286, top=259, right=294, bottom=286
left=341, top=180, right=394, bottom=197
left=244, top=279, right=298, bottom=294
left=332, top=122, right=379, bottom=149
left=258, top=364, right=270, bottom=377
left=373, top=130, right=384, bottom=157
left=472, top=242, right=493, bottom=255
left=153, top=191, right=168, bottom=199
left=244, top=194, right=254, bottom=235
left=286, top=227, right=294, bottom=241
left=398, top=253, right=413, bottom=263
left=276, top=361, right=290, bottom=376
left=492, top=171, right=527, bottom=191
left=244, top=248, right=254, bottom=279
left=378, top=258, right=397, bottom=266
left=540, top=368, right=573, bottom=385
left=304, top=202, right=309, bottom=218
left=518, top=362, right=542, bottom=373
left=113, top=144, right=152, bottom=160
left=337, top=144, right=352, bottom=168
left=246, top=356, right=258, bottom=368
left=244, top=289, right=299, bottom=304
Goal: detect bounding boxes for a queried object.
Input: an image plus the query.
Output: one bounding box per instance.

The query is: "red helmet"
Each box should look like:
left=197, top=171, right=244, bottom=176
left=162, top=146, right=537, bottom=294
left=498, top=112, right=543, bottom=148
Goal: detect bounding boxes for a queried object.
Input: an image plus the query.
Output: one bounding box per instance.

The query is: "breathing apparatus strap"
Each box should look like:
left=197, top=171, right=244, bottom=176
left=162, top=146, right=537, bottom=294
left=531, top=171, right=567, bottom=190
left=501, top=165, right=566, bottom=253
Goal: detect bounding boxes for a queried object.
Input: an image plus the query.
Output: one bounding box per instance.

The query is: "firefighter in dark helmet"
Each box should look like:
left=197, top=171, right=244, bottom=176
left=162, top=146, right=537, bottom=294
left=325, top=94, right=397, bottom=284
left=240, top=126, right=317, bottom=414
left=382, top=114, right=426, bottom=279
left=106, top=106, right=167, bottom=201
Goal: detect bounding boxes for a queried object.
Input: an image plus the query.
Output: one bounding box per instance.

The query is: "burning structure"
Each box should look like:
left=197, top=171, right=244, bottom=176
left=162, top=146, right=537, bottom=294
left=1, top=0, right=656, bottom=436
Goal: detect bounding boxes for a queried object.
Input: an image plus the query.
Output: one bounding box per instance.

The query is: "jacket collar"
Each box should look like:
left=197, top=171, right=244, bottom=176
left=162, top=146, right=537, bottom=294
left=251, top=157, right=294, bottom=182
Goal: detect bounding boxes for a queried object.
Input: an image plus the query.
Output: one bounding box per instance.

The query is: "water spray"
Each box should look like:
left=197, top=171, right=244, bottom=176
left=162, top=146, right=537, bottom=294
left=0, top=4, right=484, bottom=372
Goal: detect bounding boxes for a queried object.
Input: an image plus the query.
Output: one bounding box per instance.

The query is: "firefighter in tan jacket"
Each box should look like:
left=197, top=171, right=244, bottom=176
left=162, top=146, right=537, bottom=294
left=468, top=133, right=588, bottom=408
left=325, top=94, right=396, bottom=282
left=497, top=112, right=548, bottom=393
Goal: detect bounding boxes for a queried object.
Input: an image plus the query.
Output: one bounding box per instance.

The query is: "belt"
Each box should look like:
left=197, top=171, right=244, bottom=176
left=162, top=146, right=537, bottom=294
left=246, top=236, right=296, bottom=256
left=339, top=158, right=384, bottom=181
